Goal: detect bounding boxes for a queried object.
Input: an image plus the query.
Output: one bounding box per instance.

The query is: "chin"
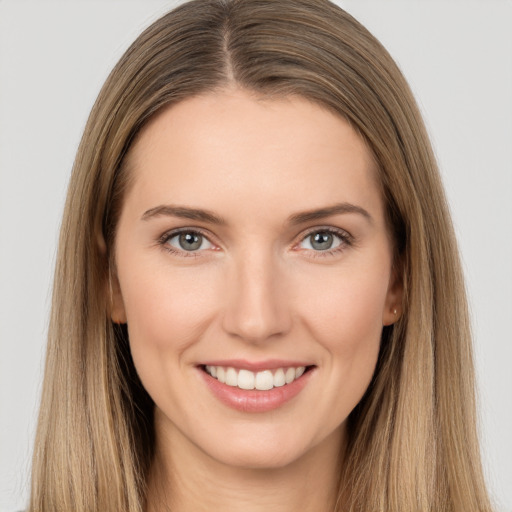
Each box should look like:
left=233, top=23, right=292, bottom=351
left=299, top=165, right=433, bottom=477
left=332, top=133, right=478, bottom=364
left=210, top=445, right=306, bottom=471
left=199, top=426, right=337, bottom=472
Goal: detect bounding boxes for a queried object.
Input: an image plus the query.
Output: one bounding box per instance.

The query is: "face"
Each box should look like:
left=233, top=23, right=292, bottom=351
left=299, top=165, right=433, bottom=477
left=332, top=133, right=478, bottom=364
left=112, top=88, right=401, bottom=470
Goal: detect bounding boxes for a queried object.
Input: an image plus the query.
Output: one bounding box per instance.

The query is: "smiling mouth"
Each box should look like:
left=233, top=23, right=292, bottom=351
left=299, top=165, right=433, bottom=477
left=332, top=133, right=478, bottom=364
left=202, top=365, right=313, bottom=391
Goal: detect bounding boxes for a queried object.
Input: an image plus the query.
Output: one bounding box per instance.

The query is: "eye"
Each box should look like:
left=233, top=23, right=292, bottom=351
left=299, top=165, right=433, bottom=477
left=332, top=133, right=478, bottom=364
left=298, top=228, right=349, bottom=252
left=164, top=230, right=214, bottom=252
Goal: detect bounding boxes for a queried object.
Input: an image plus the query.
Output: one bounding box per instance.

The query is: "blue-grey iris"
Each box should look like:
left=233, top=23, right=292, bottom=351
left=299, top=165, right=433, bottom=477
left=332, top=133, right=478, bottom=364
left=311, top=232, right=333, bottom=250
left=179, top=232, right=203, bottom=251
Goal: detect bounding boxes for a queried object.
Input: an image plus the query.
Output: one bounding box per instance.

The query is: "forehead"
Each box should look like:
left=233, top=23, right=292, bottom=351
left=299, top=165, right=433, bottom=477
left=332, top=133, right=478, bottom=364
left=123, top=88, right=384, bottom=225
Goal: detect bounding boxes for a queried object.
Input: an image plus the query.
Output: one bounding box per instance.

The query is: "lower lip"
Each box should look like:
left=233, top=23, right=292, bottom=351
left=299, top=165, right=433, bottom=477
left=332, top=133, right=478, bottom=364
left=199, top=367, right=314, bottom=413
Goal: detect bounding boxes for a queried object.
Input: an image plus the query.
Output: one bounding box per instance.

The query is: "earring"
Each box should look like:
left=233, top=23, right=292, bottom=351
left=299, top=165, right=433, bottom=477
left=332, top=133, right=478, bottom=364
left=393, top=308, right=398, bottom=316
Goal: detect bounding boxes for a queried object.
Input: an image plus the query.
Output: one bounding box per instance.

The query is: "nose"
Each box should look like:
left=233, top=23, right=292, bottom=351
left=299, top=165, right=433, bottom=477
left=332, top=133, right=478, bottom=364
left=221, top=249, right=292, bottom=343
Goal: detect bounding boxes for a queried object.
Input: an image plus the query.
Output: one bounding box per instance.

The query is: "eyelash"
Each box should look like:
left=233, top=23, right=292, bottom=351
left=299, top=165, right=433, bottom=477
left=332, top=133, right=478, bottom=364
left=157, top=226, right=353, bottom=259
left=157, top=228, right=213, bottom=258
left=297, top=226, right=353, bottom=258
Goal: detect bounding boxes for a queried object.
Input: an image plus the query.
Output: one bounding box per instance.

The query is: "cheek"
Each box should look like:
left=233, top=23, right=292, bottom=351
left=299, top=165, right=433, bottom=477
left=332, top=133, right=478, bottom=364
left=118, top=259, right=220, bottom=369
left=294, top=261, right=389, bottom=391
left=297, top=262, right=389, bottom=340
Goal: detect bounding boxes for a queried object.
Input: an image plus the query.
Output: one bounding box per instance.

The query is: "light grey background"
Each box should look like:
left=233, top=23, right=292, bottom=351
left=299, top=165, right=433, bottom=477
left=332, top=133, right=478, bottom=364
left=0, top=1, right=511, bottom=511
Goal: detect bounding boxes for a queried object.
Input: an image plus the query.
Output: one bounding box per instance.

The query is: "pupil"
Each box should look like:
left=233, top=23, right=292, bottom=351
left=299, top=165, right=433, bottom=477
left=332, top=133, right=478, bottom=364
left=179, top=232, right=202, bottom=251
left=311, top=232, right=332, bottom=250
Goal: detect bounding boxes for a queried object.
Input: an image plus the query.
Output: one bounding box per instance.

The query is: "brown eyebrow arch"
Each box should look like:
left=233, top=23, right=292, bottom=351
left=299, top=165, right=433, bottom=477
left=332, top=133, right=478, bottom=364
left=287, top=202, right=373, bottom=225
left=141, top=202, right=372, bottom=226
left=141, top=205, right=226, bottom=225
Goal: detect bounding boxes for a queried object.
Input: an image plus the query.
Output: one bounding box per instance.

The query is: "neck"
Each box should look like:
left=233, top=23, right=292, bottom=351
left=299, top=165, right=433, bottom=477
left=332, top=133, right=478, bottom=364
left=146, top=423, right=344, bottom=512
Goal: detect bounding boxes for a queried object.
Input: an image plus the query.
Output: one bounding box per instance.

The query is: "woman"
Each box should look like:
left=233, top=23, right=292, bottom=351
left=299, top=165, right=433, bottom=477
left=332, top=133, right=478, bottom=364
left=27, top=0, right=493, bottom=510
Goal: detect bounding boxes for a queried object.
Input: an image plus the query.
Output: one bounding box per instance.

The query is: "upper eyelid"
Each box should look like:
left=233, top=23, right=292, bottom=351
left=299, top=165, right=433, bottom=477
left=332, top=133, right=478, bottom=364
left=159, top=227, right=215, bottom=243
left=296, top=225, right=352, bottom=242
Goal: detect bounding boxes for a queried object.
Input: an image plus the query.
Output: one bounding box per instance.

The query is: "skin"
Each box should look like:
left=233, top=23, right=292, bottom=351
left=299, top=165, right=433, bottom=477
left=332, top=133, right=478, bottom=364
left=111, top=88, right=402, bottom=512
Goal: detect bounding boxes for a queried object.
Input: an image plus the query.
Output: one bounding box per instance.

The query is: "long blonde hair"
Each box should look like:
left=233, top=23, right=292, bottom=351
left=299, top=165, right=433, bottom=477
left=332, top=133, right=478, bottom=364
left=29, top=1, right=493, bottom=510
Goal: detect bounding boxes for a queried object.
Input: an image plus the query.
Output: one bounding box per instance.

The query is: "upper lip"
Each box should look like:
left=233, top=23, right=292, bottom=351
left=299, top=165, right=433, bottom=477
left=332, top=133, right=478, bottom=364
left=199, top=359, right=314, bottom=372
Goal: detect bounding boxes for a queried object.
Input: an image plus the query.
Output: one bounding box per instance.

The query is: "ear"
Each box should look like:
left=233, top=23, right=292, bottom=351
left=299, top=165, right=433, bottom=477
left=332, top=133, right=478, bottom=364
left=99, top=232, right=127, bottom=324
left=382, top=262, right=404, bottom=326
left=109, top=269, right=127, bottom=324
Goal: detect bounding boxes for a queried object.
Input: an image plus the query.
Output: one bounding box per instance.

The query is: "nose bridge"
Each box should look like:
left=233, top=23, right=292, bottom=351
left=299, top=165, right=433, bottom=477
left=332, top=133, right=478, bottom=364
left=222, top=244, right=291, bottom=342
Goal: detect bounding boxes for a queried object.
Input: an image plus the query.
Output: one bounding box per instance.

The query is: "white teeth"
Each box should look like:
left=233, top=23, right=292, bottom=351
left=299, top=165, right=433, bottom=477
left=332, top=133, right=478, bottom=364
left=273, top=368, right=286, bottom=387
left=285, top=367, right=296, bottom=384
left=216, top=366, right=226, bottom=384
left=238, top=369, right=255, bottom=390
left=255, top=370, right=274, bottom=390
left=225, top=367, right=238, bottom=386
left=205, top=365, right=308, bottom=390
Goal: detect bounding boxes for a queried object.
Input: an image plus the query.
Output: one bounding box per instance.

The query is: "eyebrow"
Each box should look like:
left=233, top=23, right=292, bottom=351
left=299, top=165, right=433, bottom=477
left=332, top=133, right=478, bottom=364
left=141, top=202, right=372, bottom=226
left=287, top=202, right=373, bottom=225
left=141, top=205, right=227, bottom=225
